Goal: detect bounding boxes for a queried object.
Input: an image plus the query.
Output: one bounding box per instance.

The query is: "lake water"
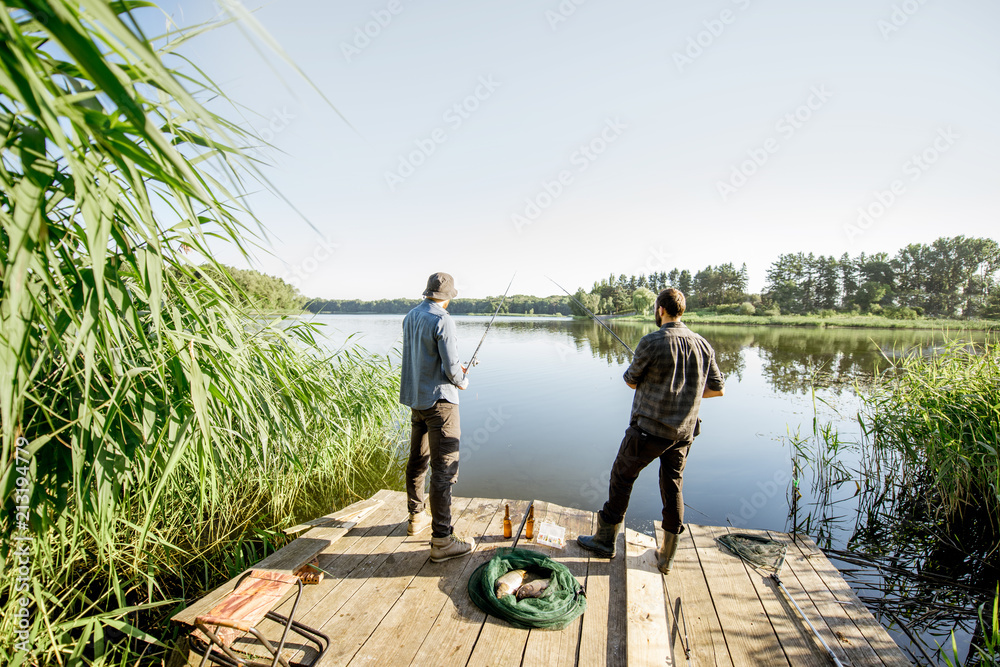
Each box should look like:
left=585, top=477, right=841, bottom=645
left=306, top=313, right=982, bottom=531
left=308, top=313, right=992, bottom=663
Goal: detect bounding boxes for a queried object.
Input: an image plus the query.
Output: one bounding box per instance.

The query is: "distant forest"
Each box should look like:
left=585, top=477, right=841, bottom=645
left=304, top=294, right=572, bottom=316
left=255, top=235, right=1000, bottom=320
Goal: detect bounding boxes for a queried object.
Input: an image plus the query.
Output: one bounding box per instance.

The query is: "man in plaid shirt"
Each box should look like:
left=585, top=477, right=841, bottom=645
left=578, top=288, right=725, bottom=574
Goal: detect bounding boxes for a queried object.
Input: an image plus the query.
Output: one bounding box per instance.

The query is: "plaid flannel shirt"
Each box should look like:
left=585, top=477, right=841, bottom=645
left=622, top=322, right=724, bottom=441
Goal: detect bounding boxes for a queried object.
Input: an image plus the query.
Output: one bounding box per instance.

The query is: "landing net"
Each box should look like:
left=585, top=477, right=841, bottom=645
left=717, top=533, right=787, bottom=572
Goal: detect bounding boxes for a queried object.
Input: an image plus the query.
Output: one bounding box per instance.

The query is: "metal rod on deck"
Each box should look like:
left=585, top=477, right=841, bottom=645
left=771, top=573, right=844, bottom=667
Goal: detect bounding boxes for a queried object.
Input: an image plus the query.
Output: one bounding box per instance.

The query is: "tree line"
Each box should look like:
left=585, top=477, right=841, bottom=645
left=305, top=294, right=572, bottom=316
left=252, top=235, right=1000, bottom=320
left=571, top=236, right=999, bottom=319
left=764, top=236, right=999, bottom=317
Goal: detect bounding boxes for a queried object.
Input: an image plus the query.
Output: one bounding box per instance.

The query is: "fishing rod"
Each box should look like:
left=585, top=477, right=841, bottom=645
left=547, top=277, right=633, bottom=357
left=464, top=272, right=516, bottom=379
left=673, top=596, right=692, bottom=665
left=511, top=500, right=534, bottom=550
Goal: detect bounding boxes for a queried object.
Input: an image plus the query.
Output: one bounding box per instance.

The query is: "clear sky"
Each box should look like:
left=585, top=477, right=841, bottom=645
left=155, top=0, right=1000, bottom=300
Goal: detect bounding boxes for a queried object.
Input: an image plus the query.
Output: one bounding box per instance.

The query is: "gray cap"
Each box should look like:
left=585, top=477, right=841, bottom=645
left=423, top=272, right=458, bottom=300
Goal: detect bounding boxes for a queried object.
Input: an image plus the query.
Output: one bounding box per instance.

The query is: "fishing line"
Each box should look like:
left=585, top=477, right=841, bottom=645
left=464, top=272, right=517, bottom=379
left=547, top=277, right=634, bottom=357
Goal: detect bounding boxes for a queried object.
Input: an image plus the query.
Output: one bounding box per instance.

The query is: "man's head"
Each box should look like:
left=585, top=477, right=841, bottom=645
left=423, top=272, right=458, bottom=303
left=655, top=288, right=686, bottom=326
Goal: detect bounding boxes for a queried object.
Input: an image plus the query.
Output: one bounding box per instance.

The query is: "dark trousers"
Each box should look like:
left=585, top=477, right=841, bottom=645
left=406, top=400, right=461, bottom=538
left=599, top=425, right=692, bottom=534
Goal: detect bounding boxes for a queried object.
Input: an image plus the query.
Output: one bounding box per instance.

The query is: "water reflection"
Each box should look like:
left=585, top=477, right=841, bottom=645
left=551, top=318, right=984, bottom=396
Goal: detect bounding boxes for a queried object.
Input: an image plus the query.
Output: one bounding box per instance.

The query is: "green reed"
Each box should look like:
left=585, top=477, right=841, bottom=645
left=860, top=339, right=1000, bottom=533
left=0, top=3, right=404, bottom=664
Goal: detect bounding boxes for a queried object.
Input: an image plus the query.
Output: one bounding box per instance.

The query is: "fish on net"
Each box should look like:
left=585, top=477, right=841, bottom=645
left=467, top=548, right=586, bottom=630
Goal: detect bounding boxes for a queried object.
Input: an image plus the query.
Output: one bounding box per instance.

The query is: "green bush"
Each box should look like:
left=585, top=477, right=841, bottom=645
left=739, top=302, right=756, bottom=316
left=817, top=309, right=836, bottom=318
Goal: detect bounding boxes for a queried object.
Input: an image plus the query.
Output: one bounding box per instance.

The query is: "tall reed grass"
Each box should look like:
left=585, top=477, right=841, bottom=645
left=860, top=339, right=1000, bottom=535
left=0, top=3, right=404, bottom=664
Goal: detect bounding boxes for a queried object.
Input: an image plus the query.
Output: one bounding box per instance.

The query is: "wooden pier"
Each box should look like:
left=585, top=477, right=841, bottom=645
left=172, top=490, right=910, bottom=666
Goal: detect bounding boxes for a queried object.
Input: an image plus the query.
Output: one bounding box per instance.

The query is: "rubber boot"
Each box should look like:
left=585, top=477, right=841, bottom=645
left=577, top=513, right=622, bottom=558
left=656, top=526, right=684, bottom=575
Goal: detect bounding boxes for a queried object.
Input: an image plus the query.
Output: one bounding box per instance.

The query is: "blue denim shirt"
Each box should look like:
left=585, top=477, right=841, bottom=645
left=400, top=300, right=468, bottom=410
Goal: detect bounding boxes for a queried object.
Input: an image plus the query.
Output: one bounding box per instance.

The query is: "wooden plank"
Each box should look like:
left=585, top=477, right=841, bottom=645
left=786, top=534, right=910, bottom=666
left=719, top=527, right=834, bottom=666
left=655, top=525, right=734, bottom=667
left=222, top=492, right=411, bottom=662
left=624, top=528, right=672, bottom=666
left=284, top=497, right=384, bottom=535
left=521, top=503, right=592, bottom=667
left=345, top=496, right=502, bottom=666
left=687, top=524, right=791, bottom=666
left=577, top=510, right=608, bottom=667
left=308, top=496, right=477, bottom=665
left=607, top=527, right=628, bottom=667
left=172, top=490, right=402, bottom=628
left=408, top=498, right=533, bottom=667
left=465, top=500, right=548, bottom=667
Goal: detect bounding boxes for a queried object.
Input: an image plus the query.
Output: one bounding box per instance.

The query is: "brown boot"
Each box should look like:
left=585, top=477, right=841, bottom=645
left=656, top=526, right=684, bottom=575
left=407, top=510, right=432, bottom=536
left=430, top=533, right=475, bottom=562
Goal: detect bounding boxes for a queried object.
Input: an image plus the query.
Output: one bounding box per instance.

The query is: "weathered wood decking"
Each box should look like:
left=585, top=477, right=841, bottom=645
left=172, top=490, right=909, bottom=666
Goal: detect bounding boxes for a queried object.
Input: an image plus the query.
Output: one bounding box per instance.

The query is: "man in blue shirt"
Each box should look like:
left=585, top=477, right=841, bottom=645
left=400, top=272, right=475, bottom=562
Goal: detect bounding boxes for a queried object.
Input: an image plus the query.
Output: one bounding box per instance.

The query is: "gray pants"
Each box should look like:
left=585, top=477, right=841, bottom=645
left=406, top=400, right=461, bottom=538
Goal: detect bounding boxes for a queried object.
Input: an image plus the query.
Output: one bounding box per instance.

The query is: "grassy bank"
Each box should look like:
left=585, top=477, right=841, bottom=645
left=619, top=312, right=1000, bottom=330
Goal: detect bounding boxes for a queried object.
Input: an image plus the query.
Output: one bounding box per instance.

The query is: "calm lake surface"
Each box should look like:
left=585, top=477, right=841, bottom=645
left=310, top=313, right=991, bottom=663
left=312, top=313, right=979, bottom=534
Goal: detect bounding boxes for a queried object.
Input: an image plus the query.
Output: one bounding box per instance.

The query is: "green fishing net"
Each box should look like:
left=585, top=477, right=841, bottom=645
left=467, top=548, right=587, bottom=630
left=718, top=533, right=787, bottom=572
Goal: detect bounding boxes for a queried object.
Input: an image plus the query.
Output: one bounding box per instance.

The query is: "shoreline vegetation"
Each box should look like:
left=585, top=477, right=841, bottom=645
left=790, top=337, right=1000, bottom=663
left=620, top=312, right=1000, bottom=331
left=0, top=7, right=404, bottom=666
left=299, top=308, right=999, bottom=331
